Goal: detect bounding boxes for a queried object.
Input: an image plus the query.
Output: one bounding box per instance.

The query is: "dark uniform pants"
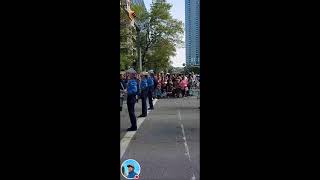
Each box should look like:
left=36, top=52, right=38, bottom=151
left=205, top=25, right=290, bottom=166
left=148, top=86, right=154, bottom=109
left=141, top=88, right=148, bottom=116
left=127, top=94, right=137, bottom=128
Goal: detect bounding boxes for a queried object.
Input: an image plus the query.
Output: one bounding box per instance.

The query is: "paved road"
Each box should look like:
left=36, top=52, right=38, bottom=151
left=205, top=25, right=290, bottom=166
left=120, top=97, right=200, bottom=180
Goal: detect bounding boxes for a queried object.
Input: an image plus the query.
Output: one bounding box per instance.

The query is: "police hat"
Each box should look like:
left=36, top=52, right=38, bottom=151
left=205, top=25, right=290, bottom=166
left=127, top=164, right=134, bottom=168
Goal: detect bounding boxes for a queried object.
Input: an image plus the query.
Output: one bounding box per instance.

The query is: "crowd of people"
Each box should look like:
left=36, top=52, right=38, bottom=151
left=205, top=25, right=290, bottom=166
left=153, top=71, right=199, bottom=98
left=121, top=71, right=199, bottom=99
left=120, top=68, right=200, bottom=131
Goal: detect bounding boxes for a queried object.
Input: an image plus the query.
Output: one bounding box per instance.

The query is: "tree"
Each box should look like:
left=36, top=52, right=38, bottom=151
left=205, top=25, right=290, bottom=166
left=167, top=64, right=174, bottom=73
left=120, top=1, right=183, bottom=72
left=130, top=4, right=149, bottom=71
left=183, top=65, right=200, bottom=74
left=120, top=4, right=135, bottom=70
left=140, top=0, right=184, bottom=69
left=144, top=39, right=176, bottom=72
left=120, top=4, right=131, bottom=44
left=131, top=4, right=149, bottom=25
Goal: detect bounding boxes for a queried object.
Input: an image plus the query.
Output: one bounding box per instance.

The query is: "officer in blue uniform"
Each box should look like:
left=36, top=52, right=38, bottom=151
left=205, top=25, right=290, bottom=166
left=147, top=71, right=155, bottom=110
left=126, top=69, right=138, bottom=131
left=138, top=72, right=148, bottom=117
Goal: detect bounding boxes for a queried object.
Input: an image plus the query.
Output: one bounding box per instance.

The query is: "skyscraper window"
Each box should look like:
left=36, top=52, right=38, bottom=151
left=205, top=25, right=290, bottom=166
left=185, top=0, right=200, bottom=66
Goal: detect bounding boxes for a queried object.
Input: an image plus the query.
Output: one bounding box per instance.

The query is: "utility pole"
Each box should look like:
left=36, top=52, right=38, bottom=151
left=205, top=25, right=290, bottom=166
left=121, top=0, right=141, bottom=71
left=121, top=0, right=146, bottom=72
left=136, top=25, right=142, bottom=72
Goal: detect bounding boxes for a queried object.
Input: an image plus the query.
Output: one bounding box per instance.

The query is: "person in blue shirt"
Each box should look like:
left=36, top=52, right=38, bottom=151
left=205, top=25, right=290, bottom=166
left=138, top=72, right=149, bottom=117
left=126, top=164, right=138, bottom=178
left=147, top=71, right=155, bottom=110
left=126, top=69, right=138, bottom=131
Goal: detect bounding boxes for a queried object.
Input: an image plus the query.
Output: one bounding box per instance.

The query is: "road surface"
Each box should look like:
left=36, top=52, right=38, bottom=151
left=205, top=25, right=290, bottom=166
left=120, top=96, right=200, bottom=180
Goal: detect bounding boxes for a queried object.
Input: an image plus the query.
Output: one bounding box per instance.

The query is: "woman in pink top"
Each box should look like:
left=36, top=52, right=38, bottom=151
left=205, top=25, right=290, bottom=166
left=179, top=77, right=188, bottom=97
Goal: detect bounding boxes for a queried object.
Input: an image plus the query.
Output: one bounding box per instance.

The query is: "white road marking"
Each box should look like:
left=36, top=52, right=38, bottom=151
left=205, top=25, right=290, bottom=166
left=178, top=109, right=196, bottom=180
left=191, top=174, right=196, bottom=180
left=120, top=99, right=158, bottom=159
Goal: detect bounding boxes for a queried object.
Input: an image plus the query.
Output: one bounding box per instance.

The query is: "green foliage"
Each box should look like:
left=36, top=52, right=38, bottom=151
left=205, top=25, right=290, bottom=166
left=131, top=5, right=149, bottom=23
left=120, top=5, right=135, bottom=70
left=120, top=52, right=133, bottom=71
left=120, top=1, right=184, bottom=72
left=120, top=5, right=130, bottom=33
left=184, top=65, right=200, bottom=74
left=167, top=64, right=174, bottom=73
left=141, top=1, right=184, bottom=71
left=145, top=39, right=176, bottom=72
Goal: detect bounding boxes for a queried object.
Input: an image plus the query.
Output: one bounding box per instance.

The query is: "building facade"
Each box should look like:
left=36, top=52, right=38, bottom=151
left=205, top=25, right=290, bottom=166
left=132, top=0, right=147, bottom=10
left=185, top=0, right=200, bottom=66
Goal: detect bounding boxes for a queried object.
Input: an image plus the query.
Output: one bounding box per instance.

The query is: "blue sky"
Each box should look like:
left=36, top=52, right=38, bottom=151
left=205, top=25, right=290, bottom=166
left=144, top=0, right=185, bottom=67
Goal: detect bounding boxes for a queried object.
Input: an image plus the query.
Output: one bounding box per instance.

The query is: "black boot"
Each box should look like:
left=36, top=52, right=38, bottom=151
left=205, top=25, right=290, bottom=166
left=127, top=127, right=137, bottom=131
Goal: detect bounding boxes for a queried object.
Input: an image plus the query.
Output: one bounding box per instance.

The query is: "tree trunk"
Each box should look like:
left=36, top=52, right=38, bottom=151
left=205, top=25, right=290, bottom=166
left=141, top=46, right=149, bottom=66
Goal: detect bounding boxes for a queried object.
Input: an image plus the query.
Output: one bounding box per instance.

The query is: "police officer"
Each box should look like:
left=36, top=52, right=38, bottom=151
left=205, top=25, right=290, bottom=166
left=126, top=68, right=138, bottom=131
left=138, top=72, right=148, bottom=117
left=147, top=70, right=155, bottom=110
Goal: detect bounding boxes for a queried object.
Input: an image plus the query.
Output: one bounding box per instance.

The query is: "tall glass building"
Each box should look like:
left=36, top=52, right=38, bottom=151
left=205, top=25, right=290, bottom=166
left=185, top=0, right=200, bottom=66
left=132, top=0, right=147, bottom=10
